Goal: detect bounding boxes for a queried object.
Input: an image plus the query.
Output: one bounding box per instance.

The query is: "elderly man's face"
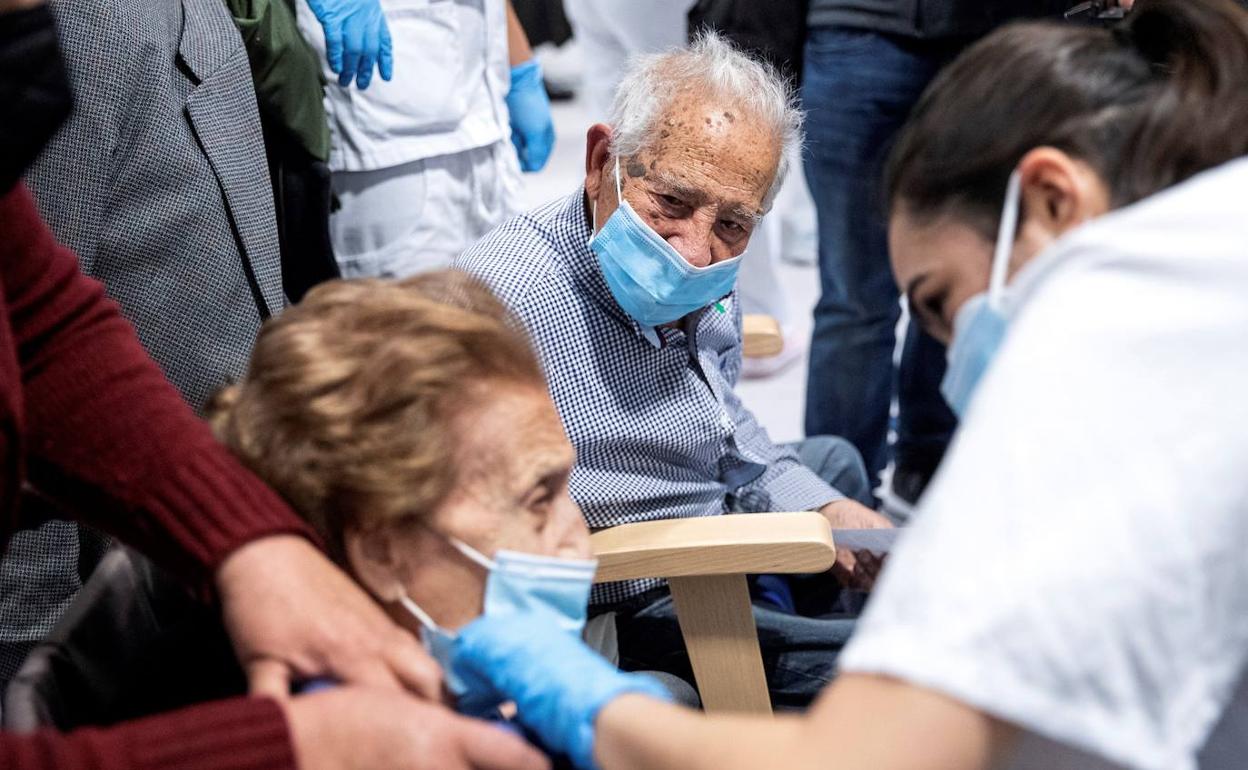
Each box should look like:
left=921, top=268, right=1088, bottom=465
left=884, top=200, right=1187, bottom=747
left=584, top=96, right=780, bottom=268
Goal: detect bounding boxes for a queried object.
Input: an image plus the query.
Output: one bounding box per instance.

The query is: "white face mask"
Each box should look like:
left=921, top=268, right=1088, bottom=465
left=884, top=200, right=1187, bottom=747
left=940, top=170, right=1022, bottom=417
left=396, top=534, right=598, bottom=716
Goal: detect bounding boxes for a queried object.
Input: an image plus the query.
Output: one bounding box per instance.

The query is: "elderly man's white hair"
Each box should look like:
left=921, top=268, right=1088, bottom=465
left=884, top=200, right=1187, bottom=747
left=607, top=31, right=803, bottom=210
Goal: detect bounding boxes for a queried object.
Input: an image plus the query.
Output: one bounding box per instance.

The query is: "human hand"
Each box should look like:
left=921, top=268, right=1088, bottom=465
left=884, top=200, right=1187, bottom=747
left=284, top=687, right=551, bottom=770
left=453, top=611, right=672, bottom=770
left=506, top=58, right=555, bottom=172
left=216, top=535, right=442, bottom=700
left=304, top=0, right=392, bottom=89
left=836, top=549, right=886, bottom=591
left=819, top=500, right=893, bottom=590
left=820, top=499, right=893, bottom=530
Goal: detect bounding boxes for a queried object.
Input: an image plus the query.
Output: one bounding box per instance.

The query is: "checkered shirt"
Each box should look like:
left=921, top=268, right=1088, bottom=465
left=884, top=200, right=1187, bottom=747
left=456, top=191, right=843, bottom=607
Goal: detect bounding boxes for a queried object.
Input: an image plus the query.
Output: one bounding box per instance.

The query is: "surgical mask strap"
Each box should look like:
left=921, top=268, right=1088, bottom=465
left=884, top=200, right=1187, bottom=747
left=447, top=536, right=497, bottom=572
left=589, top=158, right=622, bottom=238
left=398, top=594, right=441, bottom=632
left=988, top=170, right=1023, bottom=312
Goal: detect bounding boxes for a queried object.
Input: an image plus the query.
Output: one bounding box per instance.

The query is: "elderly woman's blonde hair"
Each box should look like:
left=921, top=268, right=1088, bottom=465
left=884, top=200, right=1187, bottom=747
left=209, top=270, right=545, bottom=562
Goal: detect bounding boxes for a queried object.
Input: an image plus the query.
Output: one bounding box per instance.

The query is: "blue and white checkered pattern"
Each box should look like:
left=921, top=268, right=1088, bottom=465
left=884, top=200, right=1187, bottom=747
left=456, top=192, right=843, bottom=606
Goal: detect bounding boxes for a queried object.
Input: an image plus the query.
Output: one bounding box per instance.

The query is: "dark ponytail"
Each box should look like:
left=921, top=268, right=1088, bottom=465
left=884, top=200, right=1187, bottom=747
left=886, top=0, right=1248, bottom=236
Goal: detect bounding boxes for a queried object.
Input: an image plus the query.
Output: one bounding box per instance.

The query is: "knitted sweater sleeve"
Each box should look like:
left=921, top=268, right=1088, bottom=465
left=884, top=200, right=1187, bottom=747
left=0, top=185, right=304, bottom=767
left=0, top=696, right=297, bottom=770
left=0, top=184, right=316, bottom=582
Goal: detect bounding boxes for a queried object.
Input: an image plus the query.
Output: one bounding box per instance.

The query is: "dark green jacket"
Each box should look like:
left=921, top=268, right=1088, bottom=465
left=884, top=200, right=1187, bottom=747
left=227, top=0, right=330, bottom=161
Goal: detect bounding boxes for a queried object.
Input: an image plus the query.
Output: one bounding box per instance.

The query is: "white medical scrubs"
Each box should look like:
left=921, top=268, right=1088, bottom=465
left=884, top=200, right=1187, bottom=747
left=840, top=158, right=1248, bottom=770
left=297, top=0, right=523, bottom=277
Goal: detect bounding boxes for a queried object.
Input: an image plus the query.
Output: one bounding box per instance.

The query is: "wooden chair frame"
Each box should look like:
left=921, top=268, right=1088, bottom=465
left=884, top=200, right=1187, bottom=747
left=591, top=512, right=836, bottom=716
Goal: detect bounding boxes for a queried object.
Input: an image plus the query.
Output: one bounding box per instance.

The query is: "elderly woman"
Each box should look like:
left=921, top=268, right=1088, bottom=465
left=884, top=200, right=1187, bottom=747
left=457, top=31, right=891, bottom=708
left=210, top=270, right=674, bottom=721
left=211, top=271, right=587, bottom=653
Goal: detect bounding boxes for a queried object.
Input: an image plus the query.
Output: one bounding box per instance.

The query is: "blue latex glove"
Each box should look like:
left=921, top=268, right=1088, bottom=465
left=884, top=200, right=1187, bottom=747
left=453, top=612, right=672, bottom=770
left=506, top=58, right=555, bottom=172
left=305, top=0, right=393, bottom=89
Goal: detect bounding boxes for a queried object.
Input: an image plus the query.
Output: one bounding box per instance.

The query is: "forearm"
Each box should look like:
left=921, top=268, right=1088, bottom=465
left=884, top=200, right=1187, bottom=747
left=505, top=0, right=532, bottom=65
left=594, top=676, right=1015, bottom=770
left=804, top=675, right=1015, bottom=770
left=595, top=696, right=815, bottom=770
left=0, top=697, right=295, bottom=770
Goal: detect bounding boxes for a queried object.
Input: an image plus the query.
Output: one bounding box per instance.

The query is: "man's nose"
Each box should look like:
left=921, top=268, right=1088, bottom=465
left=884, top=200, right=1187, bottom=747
left=669, top=228, right=714, bottom=268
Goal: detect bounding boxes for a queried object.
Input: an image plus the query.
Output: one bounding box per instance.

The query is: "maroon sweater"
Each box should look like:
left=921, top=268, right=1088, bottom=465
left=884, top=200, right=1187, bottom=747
left=0, top=185, right=312, bottom=768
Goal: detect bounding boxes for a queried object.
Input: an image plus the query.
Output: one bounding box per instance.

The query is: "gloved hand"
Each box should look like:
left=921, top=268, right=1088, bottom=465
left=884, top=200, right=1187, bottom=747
left=305, top=0, right=393, bottom=89
left=453, top=611, right=672, bottom=770
left=506, top=58, right=555, bottom=172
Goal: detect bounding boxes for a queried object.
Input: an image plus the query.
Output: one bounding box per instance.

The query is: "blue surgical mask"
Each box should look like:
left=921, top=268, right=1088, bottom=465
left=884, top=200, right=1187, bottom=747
left=398, top=536, right=597, bottom=715
left=940, top=170, right=1022, bottom=417
left=589, top=157, right=742, bottom=328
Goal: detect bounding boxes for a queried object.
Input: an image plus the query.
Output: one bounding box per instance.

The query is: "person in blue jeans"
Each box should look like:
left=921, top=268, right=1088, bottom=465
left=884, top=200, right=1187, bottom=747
left=802, top=1, right=1064, bottom=504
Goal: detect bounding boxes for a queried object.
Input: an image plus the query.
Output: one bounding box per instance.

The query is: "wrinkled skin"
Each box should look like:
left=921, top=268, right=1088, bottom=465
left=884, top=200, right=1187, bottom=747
left=346, top=383, right=590, bottom=632
left=583, top=92, right=781, bottom=268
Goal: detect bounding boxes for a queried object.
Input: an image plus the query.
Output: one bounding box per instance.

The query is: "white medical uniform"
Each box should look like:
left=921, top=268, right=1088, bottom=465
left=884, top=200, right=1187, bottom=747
left=297, top=0, right=523, bottom=277
left=840, top=158, right=1248, bottom=770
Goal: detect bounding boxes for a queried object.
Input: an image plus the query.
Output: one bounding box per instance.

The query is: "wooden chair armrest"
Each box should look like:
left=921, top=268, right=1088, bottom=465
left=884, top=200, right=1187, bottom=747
left=742, top=314, right=784, bottom=358
left=591, top=512, right=835, bottom=583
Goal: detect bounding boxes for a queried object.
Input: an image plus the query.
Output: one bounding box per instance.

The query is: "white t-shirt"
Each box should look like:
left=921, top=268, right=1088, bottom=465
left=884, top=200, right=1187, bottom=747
left=297, top=0, right=510, bottom=171
left=840, top=158, right=1248, bottom=770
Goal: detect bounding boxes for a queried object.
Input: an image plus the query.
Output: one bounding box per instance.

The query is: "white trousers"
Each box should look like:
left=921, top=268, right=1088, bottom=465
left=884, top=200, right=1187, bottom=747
left=330, top=140, right=523, bottom=279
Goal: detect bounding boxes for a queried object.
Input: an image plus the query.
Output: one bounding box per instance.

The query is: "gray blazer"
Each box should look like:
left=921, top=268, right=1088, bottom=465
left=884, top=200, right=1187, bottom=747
left=27, top=0, right=284, bottom=408
left=0, top=0, right=284, bottom=675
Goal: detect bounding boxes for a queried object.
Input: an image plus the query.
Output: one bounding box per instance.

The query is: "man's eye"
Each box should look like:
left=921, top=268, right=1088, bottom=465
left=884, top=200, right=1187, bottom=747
left=526, top=488, right=554, bottom=510
left=719, top=220, right=744, bottom=234
left=658, top=194, right=686, bottom=211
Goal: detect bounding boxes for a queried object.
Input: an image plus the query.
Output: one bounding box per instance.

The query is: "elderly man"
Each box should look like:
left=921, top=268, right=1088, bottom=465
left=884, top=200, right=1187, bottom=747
left=457, top=33, right=890, bottom=707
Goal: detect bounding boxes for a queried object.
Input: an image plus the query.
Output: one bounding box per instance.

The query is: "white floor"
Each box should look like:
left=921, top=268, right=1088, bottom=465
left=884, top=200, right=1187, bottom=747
left=514, top=96, right=820, bottom=444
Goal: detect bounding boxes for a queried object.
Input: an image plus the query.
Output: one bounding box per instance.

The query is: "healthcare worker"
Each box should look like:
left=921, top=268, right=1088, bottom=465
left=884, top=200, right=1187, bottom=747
left=442, top=1, right=1248, bottom=768
left=297, top=0, right=555, bottom=278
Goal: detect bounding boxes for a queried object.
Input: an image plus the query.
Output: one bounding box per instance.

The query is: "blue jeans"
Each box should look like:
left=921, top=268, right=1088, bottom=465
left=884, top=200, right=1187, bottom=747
left=611, top=436, right=871, bottom=709
left=801, top=27, right=961, bottom=487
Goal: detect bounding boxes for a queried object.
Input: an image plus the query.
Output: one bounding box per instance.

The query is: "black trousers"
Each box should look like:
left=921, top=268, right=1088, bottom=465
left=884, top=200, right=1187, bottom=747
left=265, top=120, right=340, bottom=303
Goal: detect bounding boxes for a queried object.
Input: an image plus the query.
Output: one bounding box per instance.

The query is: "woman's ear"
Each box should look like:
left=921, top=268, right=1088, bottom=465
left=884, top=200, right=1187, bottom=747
left=1017, top=148, right=1111, bottom=237
left=1010, top=148, right=1112, bottom=275
left=344, top=527, right=404, bottom=603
